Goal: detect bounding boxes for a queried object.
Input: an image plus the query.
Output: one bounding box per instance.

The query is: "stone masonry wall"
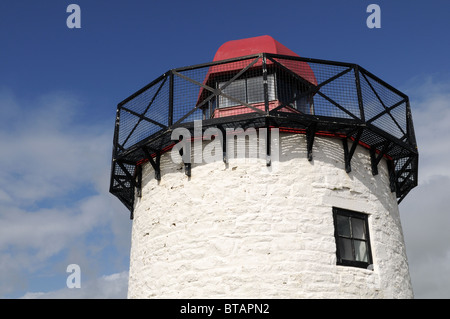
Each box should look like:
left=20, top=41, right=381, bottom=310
left=127, top=132, right=414, bottom=298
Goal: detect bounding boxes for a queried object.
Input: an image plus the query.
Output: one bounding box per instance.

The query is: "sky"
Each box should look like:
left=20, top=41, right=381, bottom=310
left=0, top=0, right=449, bottom=299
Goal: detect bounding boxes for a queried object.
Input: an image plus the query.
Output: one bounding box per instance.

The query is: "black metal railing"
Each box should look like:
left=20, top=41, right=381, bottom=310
left=110, top=53, right=418, bottom=215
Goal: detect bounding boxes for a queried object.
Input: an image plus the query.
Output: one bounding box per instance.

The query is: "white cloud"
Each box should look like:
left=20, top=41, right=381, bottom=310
left=0, top=90, right=111, bottom=204
left=400, top=75, right=450, bottom=298
left=403, top=75, right=450, bottom=182
left=401, top=177, right=450, bottom=298
left=0, top=195, right=116, bottom=260
left=20, top=271, right=129, bottom=299
left=0, top=89, right=131, bottom=298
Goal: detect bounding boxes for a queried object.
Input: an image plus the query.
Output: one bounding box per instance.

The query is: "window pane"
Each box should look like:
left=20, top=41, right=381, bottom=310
left=277, top=75, right=294, bottom=105
left=211, top=96, right=216, bottom=111
left=247, top=76, right=264, bottom=104
left=351, top=218, right=366, bottom=240
left=246, top=75, right=276, bottom=103
left=219, top=79, right=246, bottom=107
left=338, top=238, right=353, bottom=261
left=296, top=95, right=312, bottom=114
left=354, top=240, right=368, bottom=262
left=267, top=74, right=276, bottom=101
left=336, top=215, right=350, bottom=237
left=202, top=107, right=209, bottom=120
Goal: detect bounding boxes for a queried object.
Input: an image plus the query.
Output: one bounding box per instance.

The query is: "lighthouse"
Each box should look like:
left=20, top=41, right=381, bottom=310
left=110, top=35, right=419, bottom=298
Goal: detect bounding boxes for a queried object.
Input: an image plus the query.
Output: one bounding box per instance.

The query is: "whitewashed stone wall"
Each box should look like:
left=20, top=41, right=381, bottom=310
left=128, top=132, right=413, bottom=299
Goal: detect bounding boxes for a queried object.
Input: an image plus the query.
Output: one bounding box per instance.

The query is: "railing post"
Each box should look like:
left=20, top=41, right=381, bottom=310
left=112, top=106, right=121, bottom=156
left=109, top=106, right=121, bottom=194
left=168, top=71, right=174, bottom=126
left=405, top=98, right=417, bottom=149
left=262, top=53, right=270, bottom=114
left=266, top=118, right=271, bottom=166
left=354, top=65, right=365, bottom=122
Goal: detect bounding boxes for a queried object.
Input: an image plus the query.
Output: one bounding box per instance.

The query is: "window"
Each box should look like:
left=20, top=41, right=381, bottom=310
left=277, top=75, right=314, bottom=114
left=202, top=96, right=216, bottom=120
left=219, top=78, right=247, bottom=107
left=218, top=74, right=275, bottom=108
left=332, top=207, right=373, bottom=269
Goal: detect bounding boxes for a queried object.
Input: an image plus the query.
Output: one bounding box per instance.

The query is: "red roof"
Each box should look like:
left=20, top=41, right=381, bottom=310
left=197, top=35, right=317, bottom=105
left=213, top=35, right=302, bottom=61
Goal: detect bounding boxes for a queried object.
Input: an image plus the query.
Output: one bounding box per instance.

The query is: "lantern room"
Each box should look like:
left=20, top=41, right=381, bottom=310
left=197, top=35, right=318, bottom=119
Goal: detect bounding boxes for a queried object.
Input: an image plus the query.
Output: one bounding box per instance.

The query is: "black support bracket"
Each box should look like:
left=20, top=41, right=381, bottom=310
left=218, top=125, right=227, bottom=164
left=387, top=160, right=397, bottom=193
left=342, top=130, right=363, bottom=173
left=306, top=122, right=317, bottom=161
left=135, top=165, right=142, bottom=198
left=184, top=162, right=191, bottom=177
left=177, top=141, right=192, bottom=177
left=369, top=141, right=391, bottom=176
left=266, top=118, right=272, bottom=166
left=142, top=147, right=161, bottom=181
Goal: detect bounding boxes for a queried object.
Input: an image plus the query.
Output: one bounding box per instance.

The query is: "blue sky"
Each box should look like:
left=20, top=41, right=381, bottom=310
left=1, top=0, right=450, bottom=298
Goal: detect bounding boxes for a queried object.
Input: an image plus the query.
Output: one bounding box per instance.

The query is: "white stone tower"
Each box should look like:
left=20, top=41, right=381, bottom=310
left=110, top=36, right=419, bottom=298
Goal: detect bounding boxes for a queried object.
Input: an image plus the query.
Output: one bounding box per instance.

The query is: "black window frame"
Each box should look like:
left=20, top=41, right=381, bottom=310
left=216, top=73, right=276, bottom=108
left=204, top=67, right=316, bottom=116
left=332, top=207, right=373, bottom=269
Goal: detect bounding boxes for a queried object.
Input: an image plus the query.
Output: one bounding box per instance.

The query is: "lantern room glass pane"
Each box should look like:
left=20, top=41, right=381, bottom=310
left=247, top=74, right=276, bottom=104
left=247, top=76, right=263, bottom=104
left=296, top=95, right=313, bottom=114
left=219, top=79, right=246, bottom=107
left=267, top=74, right=276, bottom=101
